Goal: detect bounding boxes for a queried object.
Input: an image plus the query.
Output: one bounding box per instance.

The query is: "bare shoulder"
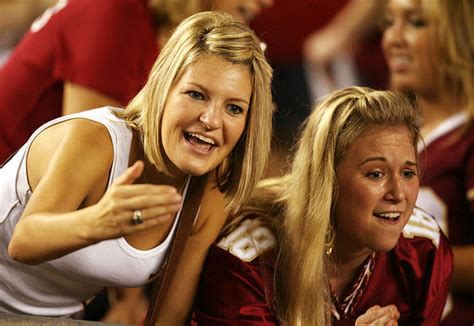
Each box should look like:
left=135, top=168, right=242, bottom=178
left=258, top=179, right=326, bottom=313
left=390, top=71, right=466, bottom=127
left=28, top=118, right=113, bottom=186
left=25, top=118, right=115, bottom=214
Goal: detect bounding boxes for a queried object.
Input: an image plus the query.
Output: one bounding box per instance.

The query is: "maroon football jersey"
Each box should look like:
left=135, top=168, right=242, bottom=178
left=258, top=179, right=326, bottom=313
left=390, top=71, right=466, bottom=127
left=194, top=209, right=452, bottom=325
left=194, top=218, right=278, bottom=325
left=0, top=0, right=158, bottom=162
left=416, top=112, right=474, bottom=324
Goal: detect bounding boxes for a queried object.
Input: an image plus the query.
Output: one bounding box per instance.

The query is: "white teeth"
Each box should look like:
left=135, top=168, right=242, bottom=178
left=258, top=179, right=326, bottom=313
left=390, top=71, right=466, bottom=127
left=391, top=57, right=410, bottom=65
left=188, top=132, right=215, bottom=145
left=378, top=212, right=401, bottom=219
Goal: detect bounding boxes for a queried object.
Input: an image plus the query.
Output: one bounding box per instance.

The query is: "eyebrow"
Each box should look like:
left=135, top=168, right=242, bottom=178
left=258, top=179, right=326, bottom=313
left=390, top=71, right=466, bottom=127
left=387, top=1, right=422, bottom=13
left=404, top=8, right=424, bottom=17
left=187, top=82, right=250, bottom=106
left=359, top=157, right=417, bottom=167
left=385, top=6, right=424, bottom=19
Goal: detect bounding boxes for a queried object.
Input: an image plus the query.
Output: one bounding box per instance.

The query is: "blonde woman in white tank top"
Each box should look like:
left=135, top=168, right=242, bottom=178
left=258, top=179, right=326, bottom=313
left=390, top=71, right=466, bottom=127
left=0, top=11, right=273, bottom=324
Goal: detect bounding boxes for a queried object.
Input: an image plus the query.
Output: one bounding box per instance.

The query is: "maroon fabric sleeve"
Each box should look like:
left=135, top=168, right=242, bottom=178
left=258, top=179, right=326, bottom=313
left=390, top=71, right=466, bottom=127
left=421, top=232, right=453, bottom=324
left=193, top=244, right=278, bottom=325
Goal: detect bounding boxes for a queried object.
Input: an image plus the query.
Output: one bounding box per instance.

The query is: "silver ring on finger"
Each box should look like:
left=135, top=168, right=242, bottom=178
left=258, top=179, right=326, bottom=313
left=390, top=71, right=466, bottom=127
left=132, top=209, right=143, bottom=225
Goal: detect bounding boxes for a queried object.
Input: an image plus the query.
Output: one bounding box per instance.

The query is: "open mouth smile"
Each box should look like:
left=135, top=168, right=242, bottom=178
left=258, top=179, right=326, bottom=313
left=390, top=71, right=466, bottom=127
left=373, top=212, right=401, bottom=222
left=184, top=132, right=218, bottom=152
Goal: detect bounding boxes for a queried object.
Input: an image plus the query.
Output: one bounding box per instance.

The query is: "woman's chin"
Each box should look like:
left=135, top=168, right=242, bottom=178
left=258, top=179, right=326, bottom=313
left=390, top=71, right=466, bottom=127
left=175, top=163, right=216, bottom=177
left=371, top=240, right=399, bottom=253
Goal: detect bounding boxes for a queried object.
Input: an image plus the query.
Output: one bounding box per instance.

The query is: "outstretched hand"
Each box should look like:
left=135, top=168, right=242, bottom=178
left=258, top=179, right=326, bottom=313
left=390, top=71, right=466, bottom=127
left=90, top=161, right=182, bottom=241
left=355, top=305, right=400, bottom=326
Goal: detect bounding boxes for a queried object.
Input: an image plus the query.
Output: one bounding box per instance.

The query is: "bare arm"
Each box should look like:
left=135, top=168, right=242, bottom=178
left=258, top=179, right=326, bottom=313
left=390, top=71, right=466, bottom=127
left=451, top=245, right=474, bottom=293
left=303, top=0, right=382, bottom=66
left=8, top=119, right=181, bottom=265
left=62, top=81, right=122, bottom=115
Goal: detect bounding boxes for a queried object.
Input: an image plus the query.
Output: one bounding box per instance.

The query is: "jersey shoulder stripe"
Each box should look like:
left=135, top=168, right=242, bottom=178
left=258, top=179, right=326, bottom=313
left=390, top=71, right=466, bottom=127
left=217, top=218, right=277, bottom=262
left=402, top=207, right=441, bottom=248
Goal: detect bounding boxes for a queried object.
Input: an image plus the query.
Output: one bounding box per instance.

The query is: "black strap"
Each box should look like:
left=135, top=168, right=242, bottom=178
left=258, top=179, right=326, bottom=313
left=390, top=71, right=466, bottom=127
left=144, top=174, right=208, bottom=326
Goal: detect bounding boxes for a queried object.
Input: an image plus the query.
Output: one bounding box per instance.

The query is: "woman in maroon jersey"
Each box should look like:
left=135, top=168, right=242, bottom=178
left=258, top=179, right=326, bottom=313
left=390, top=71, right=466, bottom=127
left=382, top=1, right=474, bottom=324
left=193, top=87, right=453, bottom=325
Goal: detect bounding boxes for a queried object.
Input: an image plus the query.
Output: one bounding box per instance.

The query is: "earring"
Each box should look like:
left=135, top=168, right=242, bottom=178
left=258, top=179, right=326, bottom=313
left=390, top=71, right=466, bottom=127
left=325, top=223, right=335, bottom=256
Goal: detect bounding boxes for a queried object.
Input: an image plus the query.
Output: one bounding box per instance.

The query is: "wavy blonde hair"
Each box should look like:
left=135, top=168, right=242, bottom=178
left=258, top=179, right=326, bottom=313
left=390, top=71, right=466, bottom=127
left=270, top=87, right=421, bottom=325
left=118, top=11, right=273, bottom=210
left=421, top=0, right=474, bottom=117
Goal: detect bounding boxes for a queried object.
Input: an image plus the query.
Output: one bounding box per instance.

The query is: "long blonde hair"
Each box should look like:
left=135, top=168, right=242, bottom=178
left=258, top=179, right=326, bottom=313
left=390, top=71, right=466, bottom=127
left=421, top=0, right=474, bottom=117
left=118, top=11, right=273, bottom=210
left=274, top=87, right=421, bottom=325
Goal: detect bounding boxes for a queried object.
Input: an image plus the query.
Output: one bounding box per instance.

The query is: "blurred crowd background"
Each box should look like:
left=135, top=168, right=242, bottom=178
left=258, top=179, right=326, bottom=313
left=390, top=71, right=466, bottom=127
left=0, top=0, right=388, bottom=176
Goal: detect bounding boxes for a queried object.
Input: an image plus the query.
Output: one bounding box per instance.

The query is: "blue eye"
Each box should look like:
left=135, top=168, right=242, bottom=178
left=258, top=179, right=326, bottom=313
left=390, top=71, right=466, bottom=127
left=187, top=91, right=204, bottom=100
left=410, top=18, right=427, bottom=28
left=402, top=169, right=417, bottom=178
left=227, top=104, right=243, bottom=115
left=381, top=16, right=393, bottom=29
left=366, top=171, right=384, bottom=179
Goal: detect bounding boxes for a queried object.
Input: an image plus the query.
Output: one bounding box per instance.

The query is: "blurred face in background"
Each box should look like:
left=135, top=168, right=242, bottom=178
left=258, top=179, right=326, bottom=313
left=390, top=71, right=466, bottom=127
left=212, top=0, right=274, bottom=23
left=382, top=0, right=440, bottom=97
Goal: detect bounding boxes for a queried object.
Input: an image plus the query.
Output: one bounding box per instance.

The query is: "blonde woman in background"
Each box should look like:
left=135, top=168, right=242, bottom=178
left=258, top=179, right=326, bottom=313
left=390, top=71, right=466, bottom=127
left=382, top=1, right=474, bottom=323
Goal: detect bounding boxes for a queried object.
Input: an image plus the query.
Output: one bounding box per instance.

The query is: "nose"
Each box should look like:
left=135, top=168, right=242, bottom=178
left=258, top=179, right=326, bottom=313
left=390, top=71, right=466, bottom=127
left=383, top=21, right=406, bottom=49
left=384, top=176, right=405, bottom=204
left=199, top=105, right=222, bottom=130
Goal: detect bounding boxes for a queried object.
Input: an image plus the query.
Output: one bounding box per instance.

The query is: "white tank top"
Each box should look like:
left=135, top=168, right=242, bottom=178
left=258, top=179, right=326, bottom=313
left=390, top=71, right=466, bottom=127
left=0, top=107, right=187, bottom=317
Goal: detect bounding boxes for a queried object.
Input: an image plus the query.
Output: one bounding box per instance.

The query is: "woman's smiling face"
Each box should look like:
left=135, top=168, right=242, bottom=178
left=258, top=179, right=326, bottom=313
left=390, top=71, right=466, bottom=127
left=160, top=54, right=252, bottom=177
left=382, top=0, right=440, bottom=95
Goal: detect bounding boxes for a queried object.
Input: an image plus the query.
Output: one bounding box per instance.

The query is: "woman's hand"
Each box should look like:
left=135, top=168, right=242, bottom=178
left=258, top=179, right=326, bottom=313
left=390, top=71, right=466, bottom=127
left=9, top=119, right=183, bottom=264
left=89, top=161, right=183, bottom=241
left=355, top=305, right=400, bottom=326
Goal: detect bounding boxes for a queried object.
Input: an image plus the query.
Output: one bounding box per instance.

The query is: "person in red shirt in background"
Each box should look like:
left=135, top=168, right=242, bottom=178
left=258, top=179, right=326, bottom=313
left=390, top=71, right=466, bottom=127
left=382, top=0, right=474, bottom=324
left=0, top=0, right=273, bottom=164
left=193, top=87, right=452, bottom=325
